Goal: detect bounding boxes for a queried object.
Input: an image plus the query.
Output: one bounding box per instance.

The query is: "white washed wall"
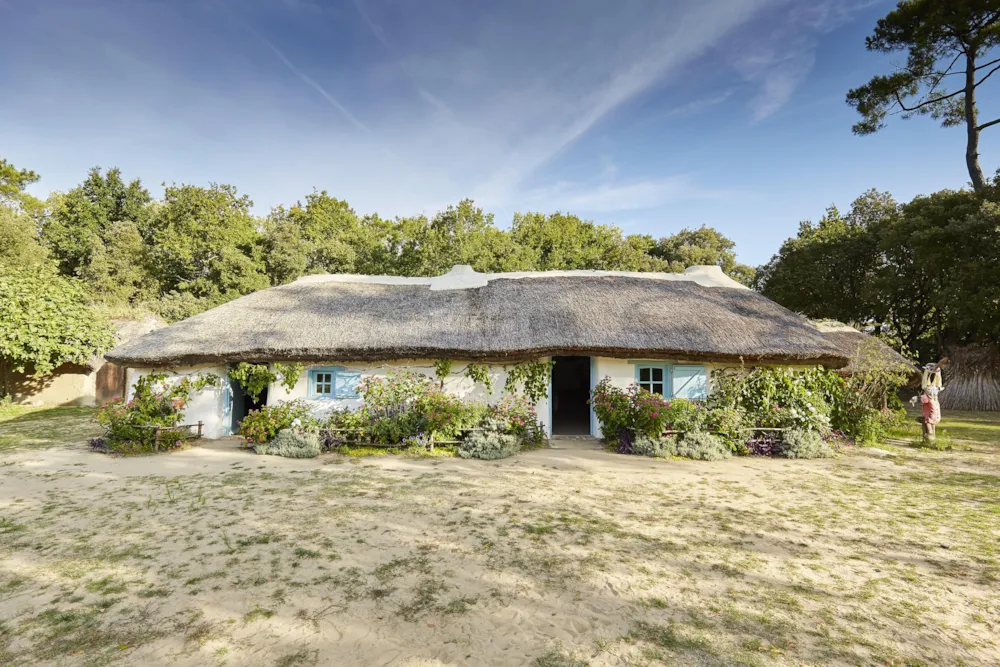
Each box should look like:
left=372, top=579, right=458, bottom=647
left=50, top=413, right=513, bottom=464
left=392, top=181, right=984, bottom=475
left=125, top=365, right=230, bottom=439
left=268, top=359, right=552, bottom=436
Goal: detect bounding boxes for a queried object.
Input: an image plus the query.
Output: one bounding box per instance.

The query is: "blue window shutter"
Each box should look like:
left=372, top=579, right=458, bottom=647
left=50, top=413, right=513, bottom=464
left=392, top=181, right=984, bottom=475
left=335, top=371, right=360, bottom=398
left=672, top=365, right=707, bottom=400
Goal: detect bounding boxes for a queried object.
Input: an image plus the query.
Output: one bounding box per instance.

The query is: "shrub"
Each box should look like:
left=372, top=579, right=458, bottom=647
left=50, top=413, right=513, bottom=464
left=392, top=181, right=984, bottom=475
left=319, top=408, right=368, bottom=449
left=705, top=405, right=749, bottom=454
left=457, top=421, right=521, bottom=460
left=778, top=428, right=834, bottom=459
left=632, top=434, right=678, bottom=458
left=255, top=429, right=320, bottom=458
left=675, top=430, right=731, bottom=461
left=710, top=367, right=835, bottom=432
left=367, top=409, right=425, bottom=445
left=630, top=387, right=672, bottom=437
left=489, top=394, right=545, bottom=447
left=238, top=400, right=314, bottom=446
left=591, top=378, right=633, bottom=436
left=358, top=370, right=433, bottom=416
left=93, top=372, right=220, bottom=455
left=417, top=389, right=484, bottom=439
left=662, top=398, right=707, bottom=432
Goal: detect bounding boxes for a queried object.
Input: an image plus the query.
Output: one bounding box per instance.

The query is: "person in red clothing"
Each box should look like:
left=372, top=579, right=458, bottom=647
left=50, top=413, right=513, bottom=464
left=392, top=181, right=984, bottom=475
left=918, top=364, right=943, bottom=442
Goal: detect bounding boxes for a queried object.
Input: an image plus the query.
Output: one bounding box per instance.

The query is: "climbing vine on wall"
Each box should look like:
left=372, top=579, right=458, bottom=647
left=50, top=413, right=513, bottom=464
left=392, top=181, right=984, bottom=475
left=504, top=360, right=554, bottom=404
left=433, top=359, right=454, bottom=388
left=464, top=363, right=493, bottom=393
left=273, top=363, right=304, bottom=392
left=230, top=363, right=303, bottom=402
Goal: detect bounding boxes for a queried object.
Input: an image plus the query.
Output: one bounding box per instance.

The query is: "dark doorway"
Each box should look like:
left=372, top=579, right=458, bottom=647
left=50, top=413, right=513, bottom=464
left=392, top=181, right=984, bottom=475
left=230, top=379, right=268, bottom=435
left=551, top=356, right=591, bottom=435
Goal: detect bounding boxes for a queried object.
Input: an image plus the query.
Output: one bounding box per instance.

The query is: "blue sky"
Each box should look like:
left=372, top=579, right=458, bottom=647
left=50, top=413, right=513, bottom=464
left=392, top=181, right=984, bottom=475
left=2, top=0, right=998, bottom=266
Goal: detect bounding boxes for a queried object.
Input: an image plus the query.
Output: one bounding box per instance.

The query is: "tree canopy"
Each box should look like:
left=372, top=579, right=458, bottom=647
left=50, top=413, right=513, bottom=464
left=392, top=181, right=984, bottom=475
left=847, top=0, right=1000, bottom=190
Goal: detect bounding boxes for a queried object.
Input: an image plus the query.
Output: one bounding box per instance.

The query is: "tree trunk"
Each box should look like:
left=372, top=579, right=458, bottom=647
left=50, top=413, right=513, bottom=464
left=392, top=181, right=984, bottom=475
left=966, top=54, right=988, bottom=191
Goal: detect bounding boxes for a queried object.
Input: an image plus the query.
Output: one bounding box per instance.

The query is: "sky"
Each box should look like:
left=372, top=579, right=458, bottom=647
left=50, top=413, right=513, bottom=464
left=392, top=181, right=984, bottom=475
left=2, top=0, right=999, bottom=266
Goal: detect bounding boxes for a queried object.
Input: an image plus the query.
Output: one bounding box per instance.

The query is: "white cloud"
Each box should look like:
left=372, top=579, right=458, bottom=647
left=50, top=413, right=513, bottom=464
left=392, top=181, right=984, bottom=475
left=515, top=174, right=740, bottom=213
left=730, top=0, right=881, bottom=121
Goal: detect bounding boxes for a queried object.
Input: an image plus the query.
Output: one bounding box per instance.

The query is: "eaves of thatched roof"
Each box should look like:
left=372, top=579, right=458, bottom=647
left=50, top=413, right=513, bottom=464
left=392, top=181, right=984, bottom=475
left=811, top=320, right=918, bottom=378
left=107, top=266, right=848, bottom=368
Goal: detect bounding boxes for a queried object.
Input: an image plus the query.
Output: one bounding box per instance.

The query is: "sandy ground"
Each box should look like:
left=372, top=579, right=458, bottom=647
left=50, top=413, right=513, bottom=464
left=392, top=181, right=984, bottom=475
left=1, top=435, right=998, bottom=667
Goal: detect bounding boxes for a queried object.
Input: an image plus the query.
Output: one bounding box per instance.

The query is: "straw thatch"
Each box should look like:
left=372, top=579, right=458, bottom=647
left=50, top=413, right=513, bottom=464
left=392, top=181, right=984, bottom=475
left=938, top=345, right=1000, bottom=411
left=107, top=266, right=848, bottom=368
left=811, top=320, right=918, bottom=379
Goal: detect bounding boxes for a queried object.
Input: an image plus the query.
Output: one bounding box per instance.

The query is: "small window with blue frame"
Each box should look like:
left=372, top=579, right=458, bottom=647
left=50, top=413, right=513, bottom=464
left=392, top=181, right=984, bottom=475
left=638, top=366, right=665, bottom=396
left=308, top=367, right=360, bottom=399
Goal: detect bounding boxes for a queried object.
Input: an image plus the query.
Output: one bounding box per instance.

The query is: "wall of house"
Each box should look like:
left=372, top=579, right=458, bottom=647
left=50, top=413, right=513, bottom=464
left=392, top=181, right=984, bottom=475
left=125, top=365, right=230, bottom=439
left=4, top=364, right=98, bottom=406
left=268, top=359, right=552, bottom=435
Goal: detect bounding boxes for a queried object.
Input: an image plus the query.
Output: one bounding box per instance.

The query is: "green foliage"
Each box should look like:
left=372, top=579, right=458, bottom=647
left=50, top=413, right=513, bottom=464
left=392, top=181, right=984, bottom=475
left=238, top=400, right=315, bottom=446
left=457, top=420, right=521, bottom=460
left=358, top=370, right=433, bottom=416
left=590, top=378, right=680, bottom=439
left=273, top=363, right=304, bottom=393
left=229, top=363, right=275, bottom=403
left=504, top=360, right=554, bottom=404
left=760, top=182, right=1000, bottom=360
left=709, top=367, right=836, bottom=432
left=417, top=389, right=485, bottom=440
left=675, top=430, right=731, bottom=461
left=0, top=207, right=48, bottom=267
left=463, top=363, right=493, bottom=393
left=41, top=167, right=153, bottom=300
left=488, top=394, right=544, bottom=447
left=0, top=157, right=40, bottom=206
left=648, top=225, right=756, bottom=285
left=778, top=428, right=834, bottom=459
left=661, top=398, right=708, bottom=432
left=145, top=183, right=269, bottom=302
left=93, top=372, right=220, bottom=454
left=704, top=406, right=749, bottom=454
left=255, top=429, right=320, bottom=458
left=432, top=359, right=453, bottom=386
left=632, top=434, right=677, bottom=458
left=0, top=264, right=115, bottom=395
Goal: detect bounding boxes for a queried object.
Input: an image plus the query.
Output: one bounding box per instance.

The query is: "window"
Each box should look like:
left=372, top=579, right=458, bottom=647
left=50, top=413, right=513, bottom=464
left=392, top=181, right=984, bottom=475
left=637, top=365, right=666, bottom=396
left=672, top=365, right=707, bottom=400
left=308, top=367, right=360, bottom=399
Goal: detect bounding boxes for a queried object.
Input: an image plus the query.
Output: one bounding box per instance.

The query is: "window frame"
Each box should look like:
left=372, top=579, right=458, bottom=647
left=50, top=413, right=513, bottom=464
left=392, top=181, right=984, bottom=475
left=307, top=366, right=360, bottom=400
left=628, top=361, right=708, bottom=400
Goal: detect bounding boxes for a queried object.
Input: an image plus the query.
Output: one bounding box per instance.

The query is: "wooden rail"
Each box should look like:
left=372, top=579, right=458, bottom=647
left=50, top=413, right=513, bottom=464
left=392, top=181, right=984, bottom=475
left=127, top=422, right=204, bottom=452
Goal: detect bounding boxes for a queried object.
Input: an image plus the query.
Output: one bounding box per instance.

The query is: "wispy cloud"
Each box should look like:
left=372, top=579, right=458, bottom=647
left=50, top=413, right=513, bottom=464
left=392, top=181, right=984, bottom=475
left=731, top=0, right=881, bottom=121
left=515, top=174, right=740, bottom=213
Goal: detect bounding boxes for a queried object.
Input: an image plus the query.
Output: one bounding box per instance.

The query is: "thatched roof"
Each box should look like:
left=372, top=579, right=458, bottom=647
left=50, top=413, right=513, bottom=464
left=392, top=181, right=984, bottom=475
left=107, top=266, right=848, bottom=368
left=811, top=320, right=917, bottom=377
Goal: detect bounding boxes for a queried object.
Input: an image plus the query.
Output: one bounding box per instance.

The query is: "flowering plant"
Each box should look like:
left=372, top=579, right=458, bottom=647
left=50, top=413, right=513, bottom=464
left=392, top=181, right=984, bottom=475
left=94, top=372, right=221, bottom=454
left=488, top=394, right=544, bottom=447
left=238, top=399, right=315, bottom=446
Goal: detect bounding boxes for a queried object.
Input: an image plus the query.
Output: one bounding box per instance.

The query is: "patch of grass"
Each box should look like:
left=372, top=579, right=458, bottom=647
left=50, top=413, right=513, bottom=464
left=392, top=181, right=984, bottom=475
left=533, top=649, right=588, bottom=667
left=0, top=406, right=100, bottom=452
left=242, top=605, right=276, bottom=624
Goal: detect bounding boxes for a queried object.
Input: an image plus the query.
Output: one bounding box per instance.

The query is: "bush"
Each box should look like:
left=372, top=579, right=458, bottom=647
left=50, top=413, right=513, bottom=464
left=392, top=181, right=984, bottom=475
left=417, top=389, right=485, bottom=439
left=591, top=378, right=633, bottom=436
left=93, top=372, right=220, bottom=455
left=662, top=398, right=707, bottom=432
left=489, top=394, right=545, bottom=447
left=238, top=400, right=314, bottom=446
left=255, top=429, right=320, bottom=458
left=457, top=419, right=521, bottom=460
left=632, top=434, right=678, bottom=458
left=710, top=367, right=835, bottom=432
left=705, top=405, right=749, bottom=454
left=319, top=408, right=368, bottom=449
left=777, top=428, right=834, bottom=459
left=675, top=430, right=731, bottom=461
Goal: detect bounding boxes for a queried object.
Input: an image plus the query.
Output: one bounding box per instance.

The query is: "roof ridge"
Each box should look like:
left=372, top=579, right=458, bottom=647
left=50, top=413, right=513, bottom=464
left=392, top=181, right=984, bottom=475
left=292, top=264, right=748, bottom=291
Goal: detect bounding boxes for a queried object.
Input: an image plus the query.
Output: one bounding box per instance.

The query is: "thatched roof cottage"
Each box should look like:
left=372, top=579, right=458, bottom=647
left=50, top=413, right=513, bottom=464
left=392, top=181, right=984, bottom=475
left=108, top=265, right=851, bottom=439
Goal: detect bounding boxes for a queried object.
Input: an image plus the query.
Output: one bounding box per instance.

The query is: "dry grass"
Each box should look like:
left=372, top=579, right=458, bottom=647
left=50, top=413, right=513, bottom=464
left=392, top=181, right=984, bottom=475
left=0, top=408, right=998, bottom=665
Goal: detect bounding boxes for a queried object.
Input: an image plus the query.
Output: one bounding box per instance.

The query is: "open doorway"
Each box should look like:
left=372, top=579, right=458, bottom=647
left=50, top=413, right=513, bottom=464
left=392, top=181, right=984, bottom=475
left=229, top=378, right=268, bottom=435
left=551, top=356, right=591, bottom=435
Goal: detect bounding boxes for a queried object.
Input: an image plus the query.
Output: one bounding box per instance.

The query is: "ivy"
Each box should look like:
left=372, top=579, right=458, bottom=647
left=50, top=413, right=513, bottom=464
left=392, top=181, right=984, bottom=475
left=504, top=360, right=554, bottom=404
left=432, top=359, right=453, bottom=388
left=0, top=263, right=115, bottom=396
left=463, top=363, right=493, bottom=393
left=229, top=363, right=275, bottom=402
left=273, top=362, right=304, bottom=392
